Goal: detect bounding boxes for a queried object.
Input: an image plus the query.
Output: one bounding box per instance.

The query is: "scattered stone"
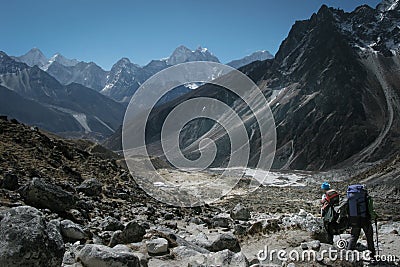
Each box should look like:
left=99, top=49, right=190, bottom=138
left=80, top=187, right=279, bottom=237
left=298, top=209, right=308, bottom=217
left=189, top=217, right=204, bottom=225
left=187, top=249, right=249, bottom=267
left=247, top=221, right=263, bottom=235
left=20, top=177, right=76, bottom=213
left=172, top=246, right=204, bottom=258
left=301, top=242, right=308, bottom=250
left=60, top=219, right=88, bottom=241
left=310, top=240, right=321, bottom=251
left=164, top=212, right=174, bottom=220
left=164, top=221, right=177, bottom=230
left=234, top=224, right=248, bottom=236
left=230, top=204, right=251, bottom=221
left=212, top=214, right=232, bottom=228
left=76, top=178, right=102, bottom=197
left=0, top=206, right=64, bottom=266
left=63, top=242, right=84, bottom=266
left=146, top=238, right=169, bottom=255
left=109, top=221, right=146, bottom=246
left=204, top=233, right=241, bottom=253
left=99, top=216, right=124, bottom=231
left=1, top=172, right=19, bottom=190
left=77, top=244, right=143, bottom=267
left=263, top=218, right=281, bottom=233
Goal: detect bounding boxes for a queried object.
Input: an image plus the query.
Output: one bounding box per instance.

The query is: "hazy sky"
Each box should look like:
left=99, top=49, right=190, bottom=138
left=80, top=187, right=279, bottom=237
left=1, top=0, right=381, bottom=69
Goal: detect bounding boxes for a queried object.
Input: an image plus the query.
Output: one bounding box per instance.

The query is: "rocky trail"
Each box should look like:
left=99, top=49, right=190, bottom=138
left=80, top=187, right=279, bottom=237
left=0, top=117, right=399, bottom=266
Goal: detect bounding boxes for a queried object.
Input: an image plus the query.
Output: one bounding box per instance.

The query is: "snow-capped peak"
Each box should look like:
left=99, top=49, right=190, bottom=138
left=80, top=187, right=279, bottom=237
left=227, top=50, right=274, bottom=69
left=16, top=48, right=48, bottom=67
left=48, top=53, right=79, bottom=67
left=377, top=0, right=399, bottom=12
left=165, top=45, right=219, bottom=65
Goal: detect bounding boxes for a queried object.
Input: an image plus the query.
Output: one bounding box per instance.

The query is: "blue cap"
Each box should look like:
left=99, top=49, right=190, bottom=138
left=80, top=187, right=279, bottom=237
left=321, top=182, right=330, bottom=190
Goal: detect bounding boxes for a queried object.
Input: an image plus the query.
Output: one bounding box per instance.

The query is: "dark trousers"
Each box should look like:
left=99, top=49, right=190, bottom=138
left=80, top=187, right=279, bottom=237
left=324, top=222, right=334, bottom=244
left=347, top=222, right=375, bottom=257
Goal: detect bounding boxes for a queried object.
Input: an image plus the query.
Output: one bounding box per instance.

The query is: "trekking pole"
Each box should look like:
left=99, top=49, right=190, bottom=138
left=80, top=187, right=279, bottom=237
left=375, top=219, right=380, bottom=256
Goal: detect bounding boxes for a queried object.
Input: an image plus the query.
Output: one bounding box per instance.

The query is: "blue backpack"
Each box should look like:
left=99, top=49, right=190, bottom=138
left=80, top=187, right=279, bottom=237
left=347, top=184, right=369, bottom=226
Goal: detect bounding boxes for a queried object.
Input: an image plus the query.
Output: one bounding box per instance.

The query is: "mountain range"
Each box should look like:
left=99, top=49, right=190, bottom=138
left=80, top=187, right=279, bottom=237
left=13, top=46, right=271, bottom=102
left=0, top=45, right=272, bottom=140
left=109, top=0, right=400, bottom=171
left=0, top=52, right=125, bottom=140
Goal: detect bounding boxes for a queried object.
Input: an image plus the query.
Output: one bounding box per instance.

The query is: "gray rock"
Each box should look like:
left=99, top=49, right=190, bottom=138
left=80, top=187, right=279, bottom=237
left=164, top=212, right=174, bottom=220
left=188, top=249, right=249, bottom=267
left=63, top=242, right=84, bottom=266
left=0, top=206, right=64, bottom=266
left=230, top=204, right=251, bottom=221
left=234, top=224, right=248, bottom=235
left=109, top=221, right=146, bottom=246
left=172, top=246, right=204, bottom=258
left=212, top=214, right=232, bottom=228
left=77, top=244, right=142, bottom=267
left=247, top=221, right=263, bottom=235
left=76, top=178, right=102, bottom=196
left=60, top=219, right=88, bottom=241
left=193, top=232, right=241, bottom=253
left=189, top=217, right=204, bottom=225
left=99, top=216, right=124, bottom=231
left=310, top=240, right=321, bottom=251
left=1, top=172, right=19, bottom=190
left=146, top=238, right=169, bottom=255
left=20, top=177, right=76, bottom=212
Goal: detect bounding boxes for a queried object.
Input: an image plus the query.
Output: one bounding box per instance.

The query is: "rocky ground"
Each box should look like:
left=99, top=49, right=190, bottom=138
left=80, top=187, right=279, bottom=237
left=0, top=117, right=399, bottom=267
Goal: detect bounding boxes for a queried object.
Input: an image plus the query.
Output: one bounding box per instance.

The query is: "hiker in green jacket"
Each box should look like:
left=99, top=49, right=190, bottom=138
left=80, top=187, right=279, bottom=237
left=320, top=182, right=340, bottom=244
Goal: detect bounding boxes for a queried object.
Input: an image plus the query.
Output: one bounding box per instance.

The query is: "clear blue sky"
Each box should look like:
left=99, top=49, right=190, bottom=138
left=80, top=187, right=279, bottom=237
left=1, top=0, right=381, bottom=70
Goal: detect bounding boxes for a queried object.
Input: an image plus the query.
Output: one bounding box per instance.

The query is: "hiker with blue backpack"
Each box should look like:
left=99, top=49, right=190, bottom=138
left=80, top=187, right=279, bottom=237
left=320, top=182, right=378, bottom=257
left=346, top=184, right=378, bottom=257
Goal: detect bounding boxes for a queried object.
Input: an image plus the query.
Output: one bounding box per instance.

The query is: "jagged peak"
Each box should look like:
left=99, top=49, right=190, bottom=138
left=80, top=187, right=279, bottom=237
left=115, top=57, right=132, bottom=65
left=377, top=0, right=399, bottom=12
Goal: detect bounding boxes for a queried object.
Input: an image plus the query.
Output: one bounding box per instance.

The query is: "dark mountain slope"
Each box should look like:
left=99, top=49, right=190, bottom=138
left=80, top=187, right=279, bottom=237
left=109, top=2, right=400, bottom=171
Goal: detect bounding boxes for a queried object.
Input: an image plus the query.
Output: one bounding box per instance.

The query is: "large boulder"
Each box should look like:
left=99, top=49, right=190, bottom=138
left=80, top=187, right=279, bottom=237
left=0, top=206, right=64, bottom=266
left=20, top=177, right=76, bottom=212
left=109, top=221, right=146, bottom=246
left=76, top=178, right=102, bottom=196
left=77, top=244, right=143, bottom=267
left=230, top=204, right=251, bottom=221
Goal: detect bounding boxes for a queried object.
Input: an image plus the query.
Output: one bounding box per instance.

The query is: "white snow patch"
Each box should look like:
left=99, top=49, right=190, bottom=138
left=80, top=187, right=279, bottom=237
left=72, top=114, right=91, bottom=133
left=185, top=83, right=200, bottom=90
left=208, top=167, right=308, bottom=187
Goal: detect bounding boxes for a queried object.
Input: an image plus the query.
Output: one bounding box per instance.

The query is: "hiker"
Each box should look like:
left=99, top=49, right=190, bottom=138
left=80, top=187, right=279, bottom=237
left=346, top=184, right=377, bottom=257
left=320, top=182, right=340, bottom=244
